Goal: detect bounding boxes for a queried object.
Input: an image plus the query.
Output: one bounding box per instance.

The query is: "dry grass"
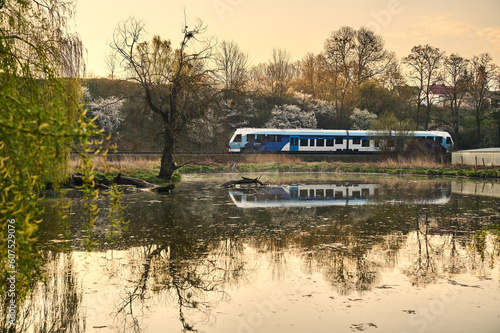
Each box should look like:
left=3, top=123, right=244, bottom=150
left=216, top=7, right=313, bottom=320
left=69, top=155, right=160, bottom=174
left=68, top=153, right=448, bottom=178
left=241, top=153, right=303, bottom=165
left=368, top=156, right=442, bottom=169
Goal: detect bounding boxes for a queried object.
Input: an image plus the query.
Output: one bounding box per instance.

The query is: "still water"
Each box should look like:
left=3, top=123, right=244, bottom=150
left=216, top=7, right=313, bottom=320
left=27, top=175, right=500, bottom=332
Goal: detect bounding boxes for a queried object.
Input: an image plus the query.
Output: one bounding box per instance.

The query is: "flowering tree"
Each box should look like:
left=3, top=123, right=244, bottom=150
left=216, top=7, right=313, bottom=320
left=349, top=108, right=377, bottom=130
left=265, top=104, right=317, bottom=129
left=83, top=87, right=124, bottom=132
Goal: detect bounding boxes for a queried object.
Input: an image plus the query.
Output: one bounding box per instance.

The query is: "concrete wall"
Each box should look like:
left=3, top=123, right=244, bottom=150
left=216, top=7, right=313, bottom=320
left=452, top=149, right=500, bottom=167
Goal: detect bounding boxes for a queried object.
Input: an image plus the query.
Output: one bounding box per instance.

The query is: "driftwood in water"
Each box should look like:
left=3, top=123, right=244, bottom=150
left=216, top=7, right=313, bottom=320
left=222, top=176, right=265, bottom=188
left=150, top=184, right=176, bottom=193
left=113, top=174, right=156, bottom=188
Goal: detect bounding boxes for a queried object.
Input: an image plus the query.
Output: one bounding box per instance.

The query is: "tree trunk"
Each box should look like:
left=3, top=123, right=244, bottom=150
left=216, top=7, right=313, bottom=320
left=159, top=128, right=176, bottom=179
left=425, top=104, right=431, bottom=131
left=476, top=113, right=482, bottom=148
left=415, top=103, right=421, bottom=130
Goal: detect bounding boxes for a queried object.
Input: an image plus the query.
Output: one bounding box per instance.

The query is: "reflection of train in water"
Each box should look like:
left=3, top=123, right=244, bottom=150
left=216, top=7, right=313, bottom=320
left=229, top=183, right=451, bottom=208
left=228, top=128, right=454, bottom=153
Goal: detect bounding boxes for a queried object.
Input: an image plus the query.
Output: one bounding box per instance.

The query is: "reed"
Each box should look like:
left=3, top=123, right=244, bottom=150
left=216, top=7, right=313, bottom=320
left=69, top=155, right=160, bottom=174
left=369, top=156, right=442, bottom=169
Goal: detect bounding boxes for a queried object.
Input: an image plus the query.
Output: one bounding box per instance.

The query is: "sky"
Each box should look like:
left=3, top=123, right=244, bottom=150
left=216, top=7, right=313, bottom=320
left=75, top=0, right=500, bottom=77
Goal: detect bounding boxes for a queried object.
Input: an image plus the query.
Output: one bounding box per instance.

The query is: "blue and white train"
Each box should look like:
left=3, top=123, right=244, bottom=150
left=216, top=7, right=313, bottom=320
left=228, top=128, right=454, bottom=153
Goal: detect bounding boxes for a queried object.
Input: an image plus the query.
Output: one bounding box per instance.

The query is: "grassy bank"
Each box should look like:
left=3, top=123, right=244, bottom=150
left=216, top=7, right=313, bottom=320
left=70, top=154, right=500, bottom=183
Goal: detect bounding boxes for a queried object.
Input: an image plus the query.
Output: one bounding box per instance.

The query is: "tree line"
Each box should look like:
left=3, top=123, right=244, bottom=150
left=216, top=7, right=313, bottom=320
left=91, top=17, right=500, bottom=177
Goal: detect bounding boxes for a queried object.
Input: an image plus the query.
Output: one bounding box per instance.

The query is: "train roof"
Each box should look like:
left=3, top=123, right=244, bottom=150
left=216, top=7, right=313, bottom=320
left=233, top=128, right=451, bottom=137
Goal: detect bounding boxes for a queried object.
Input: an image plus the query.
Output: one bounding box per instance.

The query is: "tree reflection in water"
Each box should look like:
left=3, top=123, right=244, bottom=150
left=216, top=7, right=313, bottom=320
left=11, top=177, right=499, bottom=332
left=0, top=252, right=85, bottom=333
left=113, top=226, right=246, bottom=333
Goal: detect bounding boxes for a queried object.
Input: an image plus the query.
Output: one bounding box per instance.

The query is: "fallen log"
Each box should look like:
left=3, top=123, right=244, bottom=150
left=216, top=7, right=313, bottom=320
left=150, top=184, right=176, bottom=193
left=113, top=174, right=156, bottom=188
left=70, top=172, right=110, bottom=189
left=222, top=177, right=265, bottom=187
left=69, top=173, right=156, bottom=189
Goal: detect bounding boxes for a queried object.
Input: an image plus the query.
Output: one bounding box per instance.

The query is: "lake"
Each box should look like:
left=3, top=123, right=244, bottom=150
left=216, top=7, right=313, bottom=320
left=23, top=174, right=500, bottom=332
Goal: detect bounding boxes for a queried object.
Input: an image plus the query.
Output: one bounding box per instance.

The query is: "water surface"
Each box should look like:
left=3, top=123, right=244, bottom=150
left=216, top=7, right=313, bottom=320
left=25, top=175, right=500, bottom=332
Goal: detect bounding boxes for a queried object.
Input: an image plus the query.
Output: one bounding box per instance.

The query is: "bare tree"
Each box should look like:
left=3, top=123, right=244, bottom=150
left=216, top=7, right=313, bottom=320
left=323, top=26, right=393, bottom=127
left=469, top=53, right=497, bottom=146
left=298, top=53, right=319, bottom=96
left=403, top=44, right=444, bottom=130
left=266, top=47, right=295, bottom=98
left=104, top=49, right=119, bottom=79
left=111, top=17, right=215, bottom=179
left=442, top=53, right=470, bottom=147
left=213, top=40, right=249, bottom=94
left=324, top=26, right=355, bottom=127
left=354, top=27, right=394, bottom=84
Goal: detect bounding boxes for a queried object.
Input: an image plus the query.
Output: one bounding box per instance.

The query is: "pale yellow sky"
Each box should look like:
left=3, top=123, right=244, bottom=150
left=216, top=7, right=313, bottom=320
left=75, top=0, right=500, bottom=77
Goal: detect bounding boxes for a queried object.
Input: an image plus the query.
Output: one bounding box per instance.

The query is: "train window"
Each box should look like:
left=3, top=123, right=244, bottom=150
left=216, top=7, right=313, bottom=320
left=335, top=137, right=343, bottom=145
left=317, top=138, right=324, bottom=146
left=316, top=189, right=324, bottom=197
left=352, top=137, right=361, bottom=145
left=387, top=139, right=395, bottom=147
left=326, top=189, right=333, bottom=197
left=335, top=191, right=343, bottom=199
left=326, top=139, right=334, bottom=146
left=234, top=134, right=242, bottom=142
left=446, top=137, right=451, bottom=145
left=375, top=138, right=380, bottom=147
left=362, top=139, right=370, bottom=147
left=247, top=134, right=255, bottom=142
left=300, top=189, right=308, bottom=197
left=310, top=139, right=315, bottom=146
left=267, top=135, right=275, bottom=142
left=257, top=134, right=266, bottom=142
left=300, top=139, right=309, bottom=147
left=277, top=135, right=282, bottom=142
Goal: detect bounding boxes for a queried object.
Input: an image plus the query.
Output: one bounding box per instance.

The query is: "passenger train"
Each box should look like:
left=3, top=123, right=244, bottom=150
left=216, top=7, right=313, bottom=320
left=228, top=128, right=454, bottom=153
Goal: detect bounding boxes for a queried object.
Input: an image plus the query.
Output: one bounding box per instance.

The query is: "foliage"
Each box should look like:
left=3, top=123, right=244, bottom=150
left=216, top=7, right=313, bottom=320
left=0, top=0, right=79, bottom=293
left=83, top=86, right=125, bottom=132
left=0, top=3, right=127, bottom=327
left=354, top=81, right=399, bottom=116
left=265, top=104, right=317, bottom=129
left=350, top=108, right=377, bottom=130
left=85, top=24, right=500, bottom=152
left=470, top=225, right=500, bottom=266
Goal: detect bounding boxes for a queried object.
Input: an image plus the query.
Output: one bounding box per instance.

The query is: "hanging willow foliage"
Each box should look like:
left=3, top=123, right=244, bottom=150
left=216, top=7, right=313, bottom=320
left=0, top=1, right=128, bottom=324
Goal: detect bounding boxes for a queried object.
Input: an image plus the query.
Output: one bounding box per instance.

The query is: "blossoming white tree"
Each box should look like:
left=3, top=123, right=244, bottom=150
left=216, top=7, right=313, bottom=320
left=349, top=108, right=377, bottom=130
left=83, top=87, right=124, bottom=132
left=265, top=104, right=317, bottom=129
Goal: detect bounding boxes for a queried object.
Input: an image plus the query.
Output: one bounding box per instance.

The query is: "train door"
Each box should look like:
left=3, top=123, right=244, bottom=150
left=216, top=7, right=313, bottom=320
left=290, top=136, right=299, bottom=151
